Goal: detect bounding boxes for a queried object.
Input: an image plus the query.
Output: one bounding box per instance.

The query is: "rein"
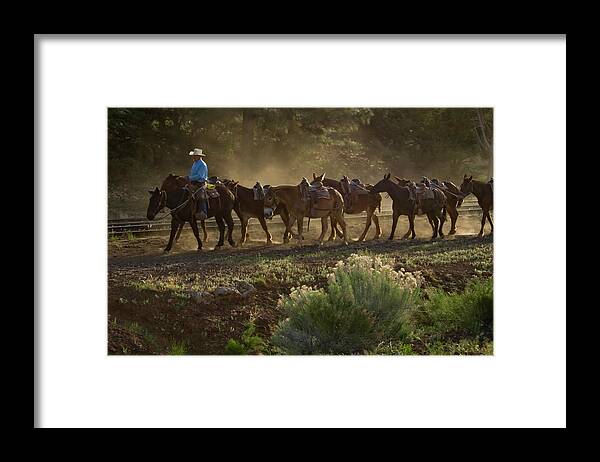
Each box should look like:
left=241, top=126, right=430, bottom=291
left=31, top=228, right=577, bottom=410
left=153, top=189, right=193, bottom=221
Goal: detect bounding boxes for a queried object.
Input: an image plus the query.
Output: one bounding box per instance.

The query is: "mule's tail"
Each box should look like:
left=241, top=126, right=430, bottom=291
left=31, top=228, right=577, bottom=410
left=307, top=217, right=311, bottom=232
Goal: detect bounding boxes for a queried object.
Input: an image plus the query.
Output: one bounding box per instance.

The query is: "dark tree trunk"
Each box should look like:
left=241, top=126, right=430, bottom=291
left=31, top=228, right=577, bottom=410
left=240, top=109, right=256, bottom=158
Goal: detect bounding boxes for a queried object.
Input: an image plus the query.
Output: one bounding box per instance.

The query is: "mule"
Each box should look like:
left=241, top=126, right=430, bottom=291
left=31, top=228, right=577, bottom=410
left=393, top=177, right=447, bottom=239
left=460, top=175, right=493, bottom=236
left=222, top=180, right=291, bottom=245
left=263, top=174, right=348, bottom=246
left=395, top=176, right=463, bottom=235
left=318, top=174, right=382, bottom=242
left=161, top=175, right=209, bottom=245
left=370, top=174, right=417, bottom=240
left=146, top=174, right=235, bottom=252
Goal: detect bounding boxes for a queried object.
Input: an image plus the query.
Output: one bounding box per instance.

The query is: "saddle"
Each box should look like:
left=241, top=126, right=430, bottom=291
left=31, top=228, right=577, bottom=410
left=299, top=178, right=332, bottom=215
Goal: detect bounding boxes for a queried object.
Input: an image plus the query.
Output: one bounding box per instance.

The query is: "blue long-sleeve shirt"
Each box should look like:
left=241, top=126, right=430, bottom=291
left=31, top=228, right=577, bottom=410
left=188, top=159, right=208, bottom=182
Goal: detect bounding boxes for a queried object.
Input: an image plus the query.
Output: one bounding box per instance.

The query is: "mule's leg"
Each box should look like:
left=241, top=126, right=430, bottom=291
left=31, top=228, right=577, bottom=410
left=214, top=215, right=226, bottom=248
left=478, top=212, right=486, bottom=237
left=164, top=217, right=180, bottom=252
left=317, top=216, right=328, bottom=245
left=485, top=208, right=493, bottom=235
left=296, top=217, right=305, bottom=245
left=175, top=222, right=184, bottom=243
left=402, top=214, right=411, bottom=240
left=389, top=212, right=399, bottom=240
left=337, top=213, right=349, bottom=245
left=224, top=212, right=236, bottom=247
left=372, top=212, right=381, bottom=239
left=280, top=209, right=291, bottom=243
left=189, top=217, right=202, bottom=250
left=201, top=220, right=208, bottom=242
left=358, top=210, right=372, bottom=242
left=409, top=212, right=416, bottom=239
left=239, top=215, right=248, bottom=246
left=448, top=203, right=458, bottom=235
left=256, top=215, right=272, bottom=245
left=328, top=216, right=337, bottom=241
left=438, top=208, right=446, bottom=238
left=431, top=215, right=439, bottom=239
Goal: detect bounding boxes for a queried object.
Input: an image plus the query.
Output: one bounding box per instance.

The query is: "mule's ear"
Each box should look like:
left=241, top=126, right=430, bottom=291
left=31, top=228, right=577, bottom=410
left=319, top=173, right=325, bottom=181
left=463, top=174, right=468, bottom=180
left=312, top=172, right=317, bottom=180
left=469, top=175, right=473, bottom=181
left=384, top=173, right=390, bottom=180
left=155, top=187, right=160, bottom=192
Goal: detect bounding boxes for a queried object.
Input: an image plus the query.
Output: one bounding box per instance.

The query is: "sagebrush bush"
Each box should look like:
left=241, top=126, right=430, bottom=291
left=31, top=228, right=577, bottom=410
left=411, top=278, right=493, bottom=339
left=271, top=254, right=423, bottom=354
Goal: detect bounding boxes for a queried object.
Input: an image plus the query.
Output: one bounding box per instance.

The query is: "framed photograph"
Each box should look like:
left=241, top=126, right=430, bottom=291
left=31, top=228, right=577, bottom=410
left=35, top=35, right=566, bottom=428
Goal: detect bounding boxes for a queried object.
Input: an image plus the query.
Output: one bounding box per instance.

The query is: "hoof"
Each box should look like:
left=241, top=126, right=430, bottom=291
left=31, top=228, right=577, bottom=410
left=372, top=235, right=380, bottom=240
left=266, top=240, right=273, bottom=246
left=448, top=229, right=456, bottom=235
left=163, top=249, right=171, bottom=253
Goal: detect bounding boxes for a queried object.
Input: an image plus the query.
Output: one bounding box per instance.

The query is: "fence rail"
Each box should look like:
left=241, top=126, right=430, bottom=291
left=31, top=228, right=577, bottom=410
left=108, top=198, right=485, bottom=237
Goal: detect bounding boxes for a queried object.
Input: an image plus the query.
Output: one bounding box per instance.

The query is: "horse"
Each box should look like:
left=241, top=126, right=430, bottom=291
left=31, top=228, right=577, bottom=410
left=318, top=174, right=382, bottom=242
left=393, top=177, right=447, bottom=239
left=146, top=174, right=236, bottom=252
left=263, top=173, right=348, bottom=246
left=395, top=176, right=463, bottom=235
left=370, top=173, right=417, bottom=240
left=151, top=175, right=208, bottom=245
left=222, top=180, right=291, bottom=245
left=460, top=175, right=493, bottom=236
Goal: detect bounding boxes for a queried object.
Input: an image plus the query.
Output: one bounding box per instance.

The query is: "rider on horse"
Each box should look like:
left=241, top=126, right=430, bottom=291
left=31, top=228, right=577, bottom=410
left=185, top=148, right=209, bottom=220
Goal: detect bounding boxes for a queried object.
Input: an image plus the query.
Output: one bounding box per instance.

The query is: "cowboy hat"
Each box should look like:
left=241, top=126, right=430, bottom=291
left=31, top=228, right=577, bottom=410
left=188, top=148, right=205, bottom=157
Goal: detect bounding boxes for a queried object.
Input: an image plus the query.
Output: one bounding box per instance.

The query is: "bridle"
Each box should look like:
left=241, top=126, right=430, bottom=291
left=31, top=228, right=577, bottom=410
left=151, top=188, right=193, bottom=221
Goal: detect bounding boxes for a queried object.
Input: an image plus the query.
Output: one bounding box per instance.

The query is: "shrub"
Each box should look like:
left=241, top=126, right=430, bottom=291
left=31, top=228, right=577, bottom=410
left=410, top=278, right=493, bottom=339
left=224, top=320, right=266, bottom=355
left=271, top=254, right=423, bottom=355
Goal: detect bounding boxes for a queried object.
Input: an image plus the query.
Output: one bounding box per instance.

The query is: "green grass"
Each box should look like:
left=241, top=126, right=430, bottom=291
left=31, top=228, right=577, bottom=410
left=409, top=278, right=493, bottom=339
left=401, top=243, right=493, bottom=272
left=167, top=340, right=188, bottom=355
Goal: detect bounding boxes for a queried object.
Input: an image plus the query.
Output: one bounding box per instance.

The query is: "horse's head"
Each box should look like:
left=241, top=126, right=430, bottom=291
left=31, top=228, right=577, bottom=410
left=340, top=175, right=351, bottom=194
left=147, top=187, right=166, bottom=220
left=263, top=185, right=277, bottom=208
left=314, top=172, right=325, bottom=183
left=460, top=174, right=474, bottom=195
left=370, top=173, right=393, bottom=194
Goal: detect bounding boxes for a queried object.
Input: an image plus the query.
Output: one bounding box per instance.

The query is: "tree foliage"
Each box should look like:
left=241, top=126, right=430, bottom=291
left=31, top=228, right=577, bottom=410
left=108, top=107, right=493, bottom=186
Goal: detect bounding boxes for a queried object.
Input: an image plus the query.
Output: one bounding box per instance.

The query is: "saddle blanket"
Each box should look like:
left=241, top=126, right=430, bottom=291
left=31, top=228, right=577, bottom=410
left=416, top=188, right=435, bottom=200
left=309, top=185, right=331, bottom=200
